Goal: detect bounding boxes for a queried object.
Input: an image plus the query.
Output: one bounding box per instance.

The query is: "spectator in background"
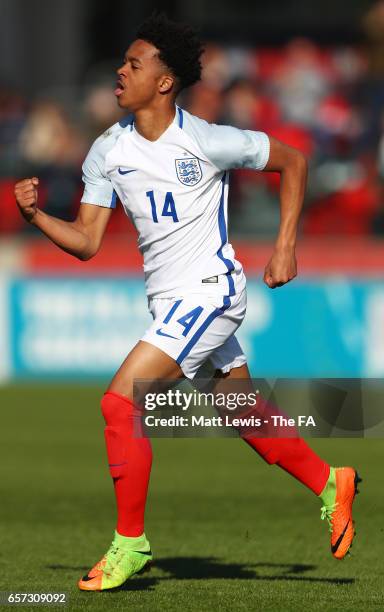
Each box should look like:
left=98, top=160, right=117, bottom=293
left=83, top=82, right=125, bottom=142
left=0, top=86, right=27, bottom=176
left=17, top=100, right=87, bottom=227
left=218, top=79, right=284, bottom=236
left=0, top=85, right=27, bottom=233
left=222, top=79, right=280, bottom=131
left=19, top=100, right=85, bottom=168
left=268, top=38, right=332, bottom=127
left=183, top=82, right=222, bottom=123
left=181, top=43, right=231, bottom=123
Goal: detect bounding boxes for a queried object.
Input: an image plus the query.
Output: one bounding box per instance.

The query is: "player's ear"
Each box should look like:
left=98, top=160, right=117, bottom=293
left=159, top=74, right=174, bottom=94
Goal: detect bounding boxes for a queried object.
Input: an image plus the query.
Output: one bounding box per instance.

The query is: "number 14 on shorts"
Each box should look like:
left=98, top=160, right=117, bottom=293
left=157, top=300, right=203, bottom=339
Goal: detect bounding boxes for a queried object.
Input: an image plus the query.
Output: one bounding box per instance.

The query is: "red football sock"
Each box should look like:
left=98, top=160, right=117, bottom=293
left=229, top=393, right=330, bottom=495
left=101, top=391, right=153, bottom=537
left=243, top=437, right=330, bottom=495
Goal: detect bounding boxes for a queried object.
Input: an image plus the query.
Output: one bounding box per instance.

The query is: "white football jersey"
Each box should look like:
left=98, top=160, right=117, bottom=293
left=81, top=106, right=270, bottom=298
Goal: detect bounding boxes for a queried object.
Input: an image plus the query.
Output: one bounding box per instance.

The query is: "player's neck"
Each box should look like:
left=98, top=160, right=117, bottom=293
left=133, top=104, right=176, bottom=142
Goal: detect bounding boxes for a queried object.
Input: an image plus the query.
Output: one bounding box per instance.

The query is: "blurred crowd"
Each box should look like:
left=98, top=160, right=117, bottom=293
left=1, top=4, right=384, bottom=238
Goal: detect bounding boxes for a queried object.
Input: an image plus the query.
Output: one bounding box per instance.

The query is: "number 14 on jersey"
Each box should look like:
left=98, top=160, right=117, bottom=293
left=146, top=190, right=179, bottom=223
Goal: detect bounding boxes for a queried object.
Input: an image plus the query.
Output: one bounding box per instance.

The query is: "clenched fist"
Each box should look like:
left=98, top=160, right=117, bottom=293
left=263, top=246, right=297, bottom=289
left=14, top=177, right=39, bottom=222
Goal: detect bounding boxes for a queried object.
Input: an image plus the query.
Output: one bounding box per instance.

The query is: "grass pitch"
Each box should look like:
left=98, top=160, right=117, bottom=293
left=0, top=384, right=383, bottom=612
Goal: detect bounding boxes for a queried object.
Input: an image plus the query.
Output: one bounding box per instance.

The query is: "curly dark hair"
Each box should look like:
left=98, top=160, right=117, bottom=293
left=136, top=13, right=204, bottom=92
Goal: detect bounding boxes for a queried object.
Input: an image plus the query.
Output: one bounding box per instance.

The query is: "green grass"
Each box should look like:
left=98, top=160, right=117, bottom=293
left=0, top=384, right=383, bottom=612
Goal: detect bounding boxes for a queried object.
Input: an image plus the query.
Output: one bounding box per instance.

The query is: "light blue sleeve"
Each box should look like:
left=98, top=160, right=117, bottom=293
left=81, top=131, right=117, bottom=208
left=182, top=111, right=270, bottom=171
left=81, top=116, right=134, bottom=207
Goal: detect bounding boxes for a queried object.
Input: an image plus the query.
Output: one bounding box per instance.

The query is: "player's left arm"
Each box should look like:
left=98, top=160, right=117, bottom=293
left=185, top=117, right=306, bottom=289
left=262, top=136, right=308, bottom=289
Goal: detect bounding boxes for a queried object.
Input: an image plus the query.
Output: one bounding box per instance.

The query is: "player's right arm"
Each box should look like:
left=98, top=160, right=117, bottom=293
left=14, top=177, right=112, bottom=261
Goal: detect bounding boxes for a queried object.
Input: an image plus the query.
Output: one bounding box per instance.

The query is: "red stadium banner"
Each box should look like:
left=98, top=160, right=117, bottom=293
left=22, top=237, right=384, bottom=276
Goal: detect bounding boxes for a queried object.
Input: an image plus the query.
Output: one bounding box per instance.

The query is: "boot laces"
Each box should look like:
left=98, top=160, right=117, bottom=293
left=320, top=502, right=338, bottom=532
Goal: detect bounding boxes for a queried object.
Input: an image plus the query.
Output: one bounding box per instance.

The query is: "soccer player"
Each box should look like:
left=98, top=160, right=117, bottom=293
left=14, top=14, right=360, bottom=592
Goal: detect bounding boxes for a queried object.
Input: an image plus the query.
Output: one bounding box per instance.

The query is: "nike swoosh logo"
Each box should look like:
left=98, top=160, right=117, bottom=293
left=156, top=328, right=177, bottom=339
left=81, top=549, right=152, bottom=581
left=331, top=519, right=350, bottom=554
left=118, top=168, right=137, bottom=175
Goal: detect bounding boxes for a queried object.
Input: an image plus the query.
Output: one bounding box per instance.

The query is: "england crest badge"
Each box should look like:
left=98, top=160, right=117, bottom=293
left=175, top=157, right=202, bottom=186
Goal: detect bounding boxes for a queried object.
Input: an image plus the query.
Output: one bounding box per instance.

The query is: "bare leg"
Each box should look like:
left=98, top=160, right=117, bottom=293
left=108, top=340, right=184, bottom=399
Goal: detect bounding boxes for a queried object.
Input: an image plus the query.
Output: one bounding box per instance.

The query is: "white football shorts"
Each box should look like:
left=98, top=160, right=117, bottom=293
left=141, top=274, right=247, bottom=379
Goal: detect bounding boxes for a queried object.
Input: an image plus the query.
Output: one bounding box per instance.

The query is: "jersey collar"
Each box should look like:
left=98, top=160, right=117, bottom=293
left=130, top=105, right=183, bottom=143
